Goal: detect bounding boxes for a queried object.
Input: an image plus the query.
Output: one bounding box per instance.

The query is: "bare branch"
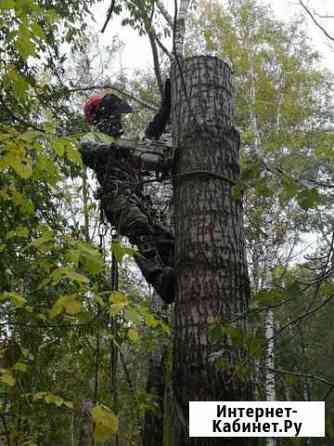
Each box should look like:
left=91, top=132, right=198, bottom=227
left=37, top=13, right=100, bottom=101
left=262, top=366, right=334, bottom=388
left=67, top=84, right=159, bottom=111
left=101, top=0, right=115, bottom=33
left=274, top=292, right=334, bottom=342
left=299, top=0, right=334, bottom=42
left=149, top=26, right=173, bottom=60
left=156, top=0, right=173, bottom=27
left=313, top=12, right=334, bottom=19
left=136, top=0, right=164, bottom=97
left=147, top=29, right=164, bottom=97
left=323, top=383, right=334, bottom=400
left=0, top=93, right=46, bottom=133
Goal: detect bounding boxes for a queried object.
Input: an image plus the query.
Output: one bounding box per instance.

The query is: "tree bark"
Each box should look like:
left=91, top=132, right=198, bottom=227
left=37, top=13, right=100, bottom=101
left=171, top=55, right=255, bottom=445
left=143, top=347, right=166, bottom=446
left=78, top=400, right=94, bottom=446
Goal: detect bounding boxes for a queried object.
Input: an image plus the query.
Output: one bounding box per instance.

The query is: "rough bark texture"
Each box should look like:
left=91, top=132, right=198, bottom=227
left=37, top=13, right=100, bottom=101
left=78, top=400, right=94, bottom=446
left=143, top=349, right=165, bottom=446
left=143, top=292, right=167, bottom=446
left=171, top=56, right=255, bottom=445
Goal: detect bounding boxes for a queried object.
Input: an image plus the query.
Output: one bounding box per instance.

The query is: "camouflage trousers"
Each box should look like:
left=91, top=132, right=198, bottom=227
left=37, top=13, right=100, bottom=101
left=100, top=183, right=174, bottom=273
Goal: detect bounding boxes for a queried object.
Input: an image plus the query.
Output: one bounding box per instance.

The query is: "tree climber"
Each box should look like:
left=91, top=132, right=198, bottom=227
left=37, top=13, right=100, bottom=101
left=80, top=88, right=175, bottom=304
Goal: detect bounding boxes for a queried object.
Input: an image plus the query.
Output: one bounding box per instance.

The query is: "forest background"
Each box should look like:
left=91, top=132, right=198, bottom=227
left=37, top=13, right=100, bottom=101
left=0, top=0, right=334, bottom=444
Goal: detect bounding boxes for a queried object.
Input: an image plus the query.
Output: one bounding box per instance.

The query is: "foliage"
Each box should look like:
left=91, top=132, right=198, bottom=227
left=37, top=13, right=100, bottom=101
left=0, top=0, right=334, bottom=443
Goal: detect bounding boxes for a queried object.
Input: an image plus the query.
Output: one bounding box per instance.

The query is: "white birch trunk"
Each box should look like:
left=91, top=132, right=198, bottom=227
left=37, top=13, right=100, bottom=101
left=250, top=60, right=277, bottom=446
left=174, top=0, right=190, bottom=57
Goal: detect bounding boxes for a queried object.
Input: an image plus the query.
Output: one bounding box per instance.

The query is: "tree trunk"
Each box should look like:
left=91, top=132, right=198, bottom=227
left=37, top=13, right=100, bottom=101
left=265, top=308, right=276, bottom=446
left=143, top=292, right=167, bottom=446
left=78, top=400, right=94, bottom=446
left=171, top=56, right=255, bottom=445
left=143, top=349, right=166, bottom=446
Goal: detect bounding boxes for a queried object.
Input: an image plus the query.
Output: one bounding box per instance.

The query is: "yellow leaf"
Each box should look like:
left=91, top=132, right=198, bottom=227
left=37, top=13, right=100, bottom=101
left=49, top=299, right=64, bottom=319
left=0, top=292, right=26, bottom=308
left=92, top=405, right=118, bottom=442
left=0, top=369, right=16, bottom=387
left=110, top=292, right=128, bottom=316
left=110, top=291, right=128, bottom=304
left=144, top=313, right=159, bottom=328
left=63, top=296, right=81, bottom=315
left=64, top=401, right=74, bottom=409
left=49, top=295, right=81, bottom=319
left=128, top=328, right=140, bottom=343
left=110, top=303, right=125, bottom=316
left=14, top=362, right=28, bottom=373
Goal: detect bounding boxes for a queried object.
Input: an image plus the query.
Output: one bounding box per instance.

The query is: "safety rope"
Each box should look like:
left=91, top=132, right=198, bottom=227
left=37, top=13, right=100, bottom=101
left=174, top=170, right=236, bottom=185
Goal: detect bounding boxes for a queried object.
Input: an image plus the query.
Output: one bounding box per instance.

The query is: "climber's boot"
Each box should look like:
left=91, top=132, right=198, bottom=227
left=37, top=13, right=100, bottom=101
left=134, top=253, right=175, bottom=304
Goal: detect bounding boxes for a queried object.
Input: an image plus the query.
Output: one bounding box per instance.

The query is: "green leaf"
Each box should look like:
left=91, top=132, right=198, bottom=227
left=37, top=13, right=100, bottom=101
left=128, top=328, right=140, bottom=343
left=51, top=138, right=66, bottom=157
left=296, top=188, right=320, bottom=210
left=0, top=369, right=16, bottom=387
left=77, top=243, right=104, bottom=275
left=285, top=282, right=302, bottom=300
left=109, top=304, right=122, bottom=316
left=45, top=394, right=64, bottom=407
left=92, top=405, right=119, bottom=442
left=110, top=291, right=128, bottom=304
left=64, top=401, right=74, bottom=409
left=51, top=267, right=89, bottom=286
left=6, top=69, right=29, bottom=99
left=6, top=226, right=29, bottom=239
left=33, top=392, right=72, bottom=409
left=255, top=179, right=273, bottom=198
left=144, top=313, right=159, bottom=328
left=209, top=323, right=243, bottom=345
left=16, top=33, right=36, bottom=59
left=3, top=143, right=32, bottom=178
left=110, top=292, right=129, bottom=315
left=255, top=288, right=285, bottom=305
left=112, top=241, right=136, bottom=264
left=66, top=243, right=104, bottom=275
left=63, top=296, right=81, bottom=315
left=0, top=0, right=15, bottom=8
left=124, top=307, right=142, bottom=325
left=31, top=231, right=54, bottom=250
left=0, top=292, right=27, bottom=308
left=49, top=299, right=64, bottom=319
left=66, top=142, right=82, bottom=165
left=49, top=295, right=81, bottom=319
left=13, top=362, right=28, bottom=372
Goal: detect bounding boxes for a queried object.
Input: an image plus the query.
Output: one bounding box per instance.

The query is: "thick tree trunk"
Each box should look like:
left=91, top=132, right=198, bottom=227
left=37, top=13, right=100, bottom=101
left=171, top=56, right=255, bottom=445
left=143, top=349, right=165, bottom=446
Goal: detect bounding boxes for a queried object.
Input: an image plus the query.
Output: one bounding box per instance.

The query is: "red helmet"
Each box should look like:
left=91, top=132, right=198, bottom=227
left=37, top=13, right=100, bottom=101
left=84, top=95, right=103, bottom=124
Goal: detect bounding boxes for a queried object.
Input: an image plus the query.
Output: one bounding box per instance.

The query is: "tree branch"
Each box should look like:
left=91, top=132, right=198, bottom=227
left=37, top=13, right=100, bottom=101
left=101, top=0, right=115, bottom=33
left=0, top=93, right=46, bottom=133
left=67, top=85, right=159, bottom=111
left=272, top=292, right=334, bottom=343
left=147, top=29, right=164, bottom=97
left=137, top=0, right=164, bottom=97
left=299, top=0, right=334, bottom=42
left=156, top=0, right=173, bottom=28
left=262, top=366, right=334, bottom=388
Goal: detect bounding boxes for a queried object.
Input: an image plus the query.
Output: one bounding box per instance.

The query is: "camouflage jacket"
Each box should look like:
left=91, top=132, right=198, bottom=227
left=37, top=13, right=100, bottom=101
left=80, top=131, right=142, bottom=193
